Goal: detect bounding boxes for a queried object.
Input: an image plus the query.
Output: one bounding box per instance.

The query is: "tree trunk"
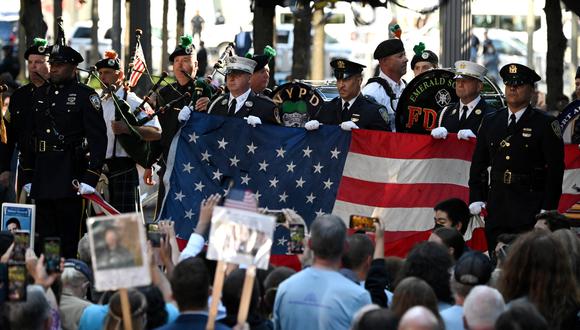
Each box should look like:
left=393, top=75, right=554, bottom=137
left=20, top=0, right=47, bottom=46
left=252, top=4, right=276, bottom=86
left=291, top=0, right=312, bottom=80
left=176, top=0, right=186, bottom=42
left=53, top=0, right=62, bottom=40
left=129, top=0, right=152, bottom=94
left=111, top=0, right=122, bottom=55
left=90, top=0, right=99, bottom=65
left=544, top=0, right=566, bottom=112
left=161, top=0, right=169, bottom=74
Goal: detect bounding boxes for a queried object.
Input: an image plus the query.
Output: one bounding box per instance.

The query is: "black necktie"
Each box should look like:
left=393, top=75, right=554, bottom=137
left=459, top=105, right=468, bottom=124
left=342, top=101, right=350, bottom=121
left=227, top=98, right=237, bottom=116
left=507, top=113, right=517, bottom=135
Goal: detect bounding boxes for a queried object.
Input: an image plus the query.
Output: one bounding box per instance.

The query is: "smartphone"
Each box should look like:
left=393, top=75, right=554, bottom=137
left=11, top=231, right=30, bottom=262
left=349, top=215, right=379, bottom=232
left=44, top=237, right=61, bottom=274
left=146, top=223, right=165, bottom=248
left=289, top=224, right=305, bottom=254
left=7, top=262, right=27, bottom=302
left=265, top=210, right=286, bottom=224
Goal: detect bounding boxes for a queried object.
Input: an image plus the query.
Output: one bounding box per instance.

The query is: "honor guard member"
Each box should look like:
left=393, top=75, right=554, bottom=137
left=95, top=50, right=161, bottom=213
left=468, top=63, right=564, bottom=253
left=0, top=38, right=51, bottom=196
left=305, top=58, right=390, bottom=132
left=431, top=60, right=496, bottom=140
left=249, top=45, right=276, bottom=97
left=148, top=35, right=212, bottom=215
left=411, top=42, right=438, bottom=77
left=207, top=55, right=281, bottom=126
left=22, top=35, right=107, bottom=258
left=362, top=38, right=408, bottom=131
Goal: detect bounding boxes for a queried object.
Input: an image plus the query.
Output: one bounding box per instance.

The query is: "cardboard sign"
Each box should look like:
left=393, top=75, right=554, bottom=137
left=207, top=206, right=275, bottom=270
left=1, top=203, right=35, bottom=248
left=87, top=213, right=151, bottom=291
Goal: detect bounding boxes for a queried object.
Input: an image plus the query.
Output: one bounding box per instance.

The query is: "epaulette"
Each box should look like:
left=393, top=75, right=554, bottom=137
left=255, top=93, right=275, bottom=104
left=362, top=94, right=383, bottom=107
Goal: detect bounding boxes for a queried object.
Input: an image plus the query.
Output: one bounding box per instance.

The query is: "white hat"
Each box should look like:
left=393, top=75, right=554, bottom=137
left=226, top=56, right=257, bottom=74
left=453, top=60, right=487, bottom=81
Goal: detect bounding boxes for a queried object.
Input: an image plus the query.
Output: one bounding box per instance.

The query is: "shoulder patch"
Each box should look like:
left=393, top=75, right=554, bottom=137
left=89, top=94, right=102, bottom=111
left=377, top=106, right=390, bottom=125
left=551, top=120, right=562, bottom=139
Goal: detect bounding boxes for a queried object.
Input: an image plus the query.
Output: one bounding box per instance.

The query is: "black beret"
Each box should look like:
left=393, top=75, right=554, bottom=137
left=576, top=66, right=580, bottom=80
left=169, top=35, right=195, bottom=62
left=373, top=39, right=405, bottom=60
left=24, top=38, right=50, bottom=60
left=499, top=63, right=541, bottom=86
left=330, top=58, right=365, bottom=80
left=49, top=45, right=84, bottom=64
left=411, top=50, right=438, bottom=70
left=95, top=50, right=121, bottom=70
left=252, top=54, right=270, bottom=72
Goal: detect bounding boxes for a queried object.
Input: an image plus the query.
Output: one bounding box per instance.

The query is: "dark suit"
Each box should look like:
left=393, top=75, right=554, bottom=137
left=314, top=94, right=391, bottom=131
left=438, top=98, right=496, bottom=134
left=469, top=106, right=564, bottom=251
left=208, top=90, right=281, bottom=125
left=155, top=313, right=231, bottom=330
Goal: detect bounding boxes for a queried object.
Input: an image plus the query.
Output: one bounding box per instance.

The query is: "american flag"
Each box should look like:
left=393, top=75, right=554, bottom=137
left=223, top=188, right=258, bottom=212
left=127, top=40, right=146, bottom=88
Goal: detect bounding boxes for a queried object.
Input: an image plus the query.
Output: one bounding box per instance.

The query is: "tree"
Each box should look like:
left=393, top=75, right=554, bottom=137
left=252, top=3, right=276, bottom=86
left=544, top=0, right=566, bottom=111
left=176, top=0, right=185, bottom=41
left=90, top=0, right=99, bottom=65
left=161, top=0, right=169, bottom=73
left=291, top=0, right=312, bottom=80
left=20, top=0, right=48, bottom=46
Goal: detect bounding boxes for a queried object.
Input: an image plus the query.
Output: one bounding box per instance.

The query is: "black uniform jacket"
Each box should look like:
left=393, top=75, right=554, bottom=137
left=207, top=90, right=281, bottom=125
left=314, top=94, right=391, bottom=131
left=438, top=97, right=496, bottom=134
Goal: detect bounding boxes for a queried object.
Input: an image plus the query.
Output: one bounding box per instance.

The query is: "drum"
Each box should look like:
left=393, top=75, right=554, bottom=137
left=271, top=82, right=324, bottom=127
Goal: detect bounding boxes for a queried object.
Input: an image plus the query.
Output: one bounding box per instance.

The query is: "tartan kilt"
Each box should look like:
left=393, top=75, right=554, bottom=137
left=104, top=158, right=140, bottom=213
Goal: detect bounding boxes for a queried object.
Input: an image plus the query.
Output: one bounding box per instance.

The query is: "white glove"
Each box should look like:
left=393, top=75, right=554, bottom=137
left=340, top=121, right=359, bottom=131
left=457, top=129, right=476, bottom=140
left=304, top=120, right=321, bottom=131
left=431, top=127, right=448, bottom=139
left=178, top=105, right=192, bottom=123
left=23, top=183, right=31, bottom=196
left=246, top=116, right=262, bottom=127
left=77, top=182, right=96, bottom=195
left=469, top=201, right=486, bottom=215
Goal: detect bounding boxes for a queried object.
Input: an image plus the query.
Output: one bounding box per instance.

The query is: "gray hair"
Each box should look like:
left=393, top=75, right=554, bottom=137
left=77, top=233, right=92, bottom=266
left=463, top=285, right=506, bottom=328
left=310, top=214, right=347, bottom=260
left=399, top=306, right=441, bottom=330
left=61, top=267, right=89, bottom=288
left=6, top=285, right=52, bottom=330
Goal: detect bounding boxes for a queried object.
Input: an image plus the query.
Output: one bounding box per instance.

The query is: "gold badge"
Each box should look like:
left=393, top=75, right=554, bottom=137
left=509, top=64, right=517, bottom=74
left=522, top=133, right=532, bottom=137
left=458, top=62, right=466, bottom=69
left=523, top=128, right=532, bottom=132
left=336, top=60, right=345, bottom=69
left=351, top=113, right=360, bottom=122
left=475, top=109, right=482, bottom=115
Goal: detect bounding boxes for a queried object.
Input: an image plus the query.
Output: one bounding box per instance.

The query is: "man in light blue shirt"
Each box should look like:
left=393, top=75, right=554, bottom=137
left=273, top=215, right=372, bottom=330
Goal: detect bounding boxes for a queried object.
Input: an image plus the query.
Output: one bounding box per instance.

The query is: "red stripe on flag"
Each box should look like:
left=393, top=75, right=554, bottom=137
left=560, top=194, right=580, bottom=213
left=350, top=130, right=476, bottom=161
left=565, top=144, right=580, bottom=168
left=336, top=177, right=469, bottom=208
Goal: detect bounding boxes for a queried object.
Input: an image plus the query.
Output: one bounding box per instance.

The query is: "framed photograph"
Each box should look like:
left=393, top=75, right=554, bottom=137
left=1, top=203, right=35, bottom=248
left=207, top=206, right=275, bottom=270
left=87, top=213, right=151, bottom=291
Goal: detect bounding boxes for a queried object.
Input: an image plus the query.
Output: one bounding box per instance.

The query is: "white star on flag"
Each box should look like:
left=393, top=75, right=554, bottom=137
left=276, top=146, right=286, bottom=158
left=254, top=190, right=262, bottom=201
left=315, top=209, right=326, bottom=217
left=247, top=142, right=258, bottom=154
left=302, top=146, right=313, bottom=158
left=286, top=161, right=296, bottom=173
left=182, top=162, right=193, bottom=173
left=229, top=155, right=240, bottom=167
left=277, top=237, right=288, bottom=246
left=217, top=137, right=229, bottom=149
left=241, top=174, right=251, bottom=185
left=258, top=160, right=269, bottom=172
left=174, top=191, right=185, bottom=201
left=188, top=132, right=199, bottom=143
left=330, top=147, right=341, bottom=159
left=323, top=178, right=333, bottom=189
left=201, top=150, right=212, bottom=162
left=194, top=181, right=205, bottom=192
left=296, top=177, right=306, bottom=188
left=184, top=209, right=194, bottom=219
left=269, top=177, right=279, bottom=188
left=279, top=191, right=288, bottom=202
left=212, top=169, right=223, bottom=180
left=313, top=162, right=324, bottom=173
left=306, top=193, right=316, bottom=204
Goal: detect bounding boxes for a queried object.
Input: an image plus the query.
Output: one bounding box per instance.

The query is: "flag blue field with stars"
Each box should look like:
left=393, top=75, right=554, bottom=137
left=159, top=112, right=351, bottom=251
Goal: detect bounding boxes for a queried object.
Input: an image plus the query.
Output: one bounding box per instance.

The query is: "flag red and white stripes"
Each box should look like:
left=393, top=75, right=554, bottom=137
left=223, top=189, right=258, bottom=212
left=128, top=41, right=146, bottom=88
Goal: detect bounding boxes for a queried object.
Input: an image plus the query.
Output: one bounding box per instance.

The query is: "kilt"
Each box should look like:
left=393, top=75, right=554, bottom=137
left=103, top=157, right=140, bottom=213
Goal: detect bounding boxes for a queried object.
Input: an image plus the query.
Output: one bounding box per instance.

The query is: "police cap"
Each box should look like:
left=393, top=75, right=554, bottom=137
left=49, top=45, right=84, bottom=64
left=499, top=63, right=541, bottom=86
left=330, top=58, right=365, bottom=80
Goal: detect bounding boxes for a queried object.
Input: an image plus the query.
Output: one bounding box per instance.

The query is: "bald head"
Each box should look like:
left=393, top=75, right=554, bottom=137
left=463, top=285, right=505, bottom=330
left=398, top=306, right=441, bottom=330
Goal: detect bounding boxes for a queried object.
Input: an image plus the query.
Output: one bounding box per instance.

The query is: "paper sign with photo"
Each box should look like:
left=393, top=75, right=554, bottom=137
left=87, top=212, right=151, bottom=291
left=1, top=203, right=35, bottom=248
left=207, top=206, right=275, bottom=270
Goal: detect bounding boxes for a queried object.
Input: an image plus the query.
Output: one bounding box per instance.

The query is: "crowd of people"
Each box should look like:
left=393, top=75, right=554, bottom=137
left=0, top=13, right=579, bottom=330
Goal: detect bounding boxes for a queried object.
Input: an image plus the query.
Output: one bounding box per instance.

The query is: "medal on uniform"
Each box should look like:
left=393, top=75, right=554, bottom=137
left=475, top=109, right=481, bottom=115
left=221, top=98, right=228, bottom=106
left=245, top=101, right=253, bottom=108
left=351, top=114, right=360, bottom=123
left=451, top=109, right=456, bottom=115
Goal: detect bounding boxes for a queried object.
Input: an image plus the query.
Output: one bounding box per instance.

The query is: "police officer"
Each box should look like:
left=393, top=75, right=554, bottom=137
left=362, top=39, right=408, bottom=131
left=207, top=55, right=281, bottom=126
left=22, top=35, right=107, bottom=258
left=305, top=58, right=390, bottom=131
left=411, top=42, right=438, bottom=77
left=148, top=35, right=212, bottom=215
left=1, top=38, right=51, bottom=197
left=249, top=45, right=276, bottom=97
left=432, top=60, right=496, bottom=140
left=95, top=50, right=161, bottom=213
left=468, top=63, right=564, bottom=253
